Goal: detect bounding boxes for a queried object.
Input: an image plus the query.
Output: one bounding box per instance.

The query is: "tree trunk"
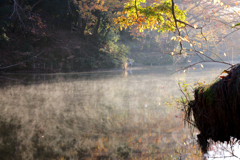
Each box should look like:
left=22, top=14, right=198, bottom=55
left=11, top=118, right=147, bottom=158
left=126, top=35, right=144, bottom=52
left=104, top=27, right=110, bottom=39
left=80, top=18, right=87, bottom=37
left=76, top=1, right=87, bottom=38
left=78, top=13, right=87, bottom=37
left=93, top=13, right=101, bottom=37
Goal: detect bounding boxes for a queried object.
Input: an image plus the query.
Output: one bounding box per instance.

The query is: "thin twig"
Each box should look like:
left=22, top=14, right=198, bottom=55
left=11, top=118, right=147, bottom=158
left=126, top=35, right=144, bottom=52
left=177, top=82, right=190, bottom=104
left=171, top=60, right=232, bottom=75
left=0, top=49, right=46, bottom=70
left=32, top=0, right=42, bottom=10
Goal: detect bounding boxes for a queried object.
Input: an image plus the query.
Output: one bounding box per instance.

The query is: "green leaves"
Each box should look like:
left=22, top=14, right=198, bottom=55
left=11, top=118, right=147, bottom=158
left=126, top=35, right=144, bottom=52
left=231, top=23, right=240, bottom=28
left=115, top=0, right=188, bottom=33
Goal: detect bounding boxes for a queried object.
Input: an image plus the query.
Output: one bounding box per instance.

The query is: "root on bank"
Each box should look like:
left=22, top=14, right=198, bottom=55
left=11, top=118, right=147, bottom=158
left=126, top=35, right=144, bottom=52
left=185, top=64, right=240, bottom=153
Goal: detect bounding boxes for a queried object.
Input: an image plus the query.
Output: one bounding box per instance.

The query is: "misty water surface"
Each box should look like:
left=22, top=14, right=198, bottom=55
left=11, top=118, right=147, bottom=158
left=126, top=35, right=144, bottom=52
left=0, top=64, right=229, bottom=159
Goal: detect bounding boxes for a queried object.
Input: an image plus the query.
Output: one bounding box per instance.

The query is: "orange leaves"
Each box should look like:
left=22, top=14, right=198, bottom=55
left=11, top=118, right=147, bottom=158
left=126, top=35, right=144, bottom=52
left=74, top=0, right=108, bottom=19
left=138, top=138, right=142, bottom=143
left=138, top=17, right=146, bottom=23
left=224, top=4, right=231, bottom=9
left=222, top=70, right=230, bottom=74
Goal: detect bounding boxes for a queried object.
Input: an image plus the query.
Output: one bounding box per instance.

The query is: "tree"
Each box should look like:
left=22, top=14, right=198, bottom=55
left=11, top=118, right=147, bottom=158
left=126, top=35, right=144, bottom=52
left=114, top=0, right=187, bottom=33
left=0, top=0, right=134, bottom=71
left=116, top=0, right=240, bottom=157
left=116, top=0, right=240, bottom=68
left=72, top=0, right=128, bottom=38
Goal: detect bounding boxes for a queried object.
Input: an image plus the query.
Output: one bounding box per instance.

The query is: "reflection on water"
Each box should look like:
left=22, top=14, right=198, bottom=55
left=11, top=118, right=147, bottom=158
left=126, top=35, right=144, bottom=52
left=206, top=138, right=240, bottom=160
left=0, top=64, right=227, bottom=159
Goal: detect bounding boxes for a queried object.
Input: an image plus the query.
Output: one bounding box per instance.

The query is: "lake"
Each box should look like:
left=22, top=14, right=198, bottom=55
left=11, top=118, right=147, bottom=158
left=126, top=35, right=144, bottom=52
left=0, top=63, right=231, bottom=160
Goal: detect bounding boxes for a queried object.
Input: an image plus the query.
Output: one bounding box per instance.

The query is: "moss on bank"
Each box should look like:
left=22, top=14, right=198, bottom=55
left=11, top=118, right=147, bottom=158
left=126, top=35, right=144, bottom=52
left=184, top=64, right=240, bottom=153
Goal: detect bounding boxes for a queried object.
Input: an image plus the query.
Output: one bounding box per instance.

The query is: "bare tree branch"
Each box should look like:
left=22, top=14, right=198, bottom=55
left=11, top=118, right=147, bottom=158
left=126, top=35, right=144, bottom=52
left=32, top=0, right=42, bottom=10
left=0, top=49, right=46, bottom=70
left=172, top=60, right=232, bottom=75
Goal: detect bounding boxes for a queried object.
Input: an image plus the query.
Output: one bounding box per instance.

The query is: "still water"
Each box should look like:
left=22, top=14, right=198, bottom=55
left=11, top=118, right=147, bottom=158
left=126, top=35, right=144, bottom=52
left=0, top=64, right=229, bottom=160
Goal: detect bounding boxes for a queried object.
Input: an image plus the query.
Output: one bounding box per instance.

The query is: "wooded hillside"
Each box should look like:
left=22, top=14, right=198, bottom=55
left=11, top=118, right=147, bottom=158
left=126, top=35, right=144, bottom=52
left=0, top=0, right=178, bottom=73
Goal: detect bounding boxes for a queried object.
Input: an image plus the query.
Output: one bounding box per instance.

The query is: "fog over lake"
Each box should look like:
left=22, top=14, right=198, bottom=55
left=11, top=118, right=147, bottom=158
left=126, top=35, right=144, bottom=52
left=0, top=63, right=233, bottom=159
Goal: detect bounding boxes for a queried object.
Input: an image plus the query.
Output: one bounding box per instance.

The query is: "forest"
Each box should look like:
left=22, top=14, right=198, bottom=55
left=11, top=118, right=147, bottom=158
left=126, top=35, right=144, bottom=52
left=1, top=0, right=240, bottom=159
left=1, top=0, right=239, bottom=73
left=0, top=0, right=177, bottom=73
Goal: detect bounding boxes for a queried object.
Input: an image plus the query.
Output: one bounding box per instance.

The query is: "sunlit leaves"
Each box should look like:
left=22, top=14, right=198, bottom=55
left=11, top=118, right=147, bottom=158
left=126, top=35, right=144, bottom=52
left=74, top=0, right=108, bottom=18
left=222, top=70, right=230, bottom=74
left=231, top=23, right=240, bottom=28
left=114, top=0, right=187, bottom=33
left=171, top=35, right=190, bottom=44
left=213, top=0, right=220, bottom=5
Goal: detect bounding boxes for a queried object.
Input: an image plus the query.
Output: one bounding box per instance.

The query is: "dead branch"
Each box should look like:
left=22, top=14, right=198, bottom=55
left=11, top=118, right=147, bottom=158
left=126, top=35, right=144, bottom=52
left=0, top=49, right=46, bottom=70
left=32, top=0, right=42, bottom=10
